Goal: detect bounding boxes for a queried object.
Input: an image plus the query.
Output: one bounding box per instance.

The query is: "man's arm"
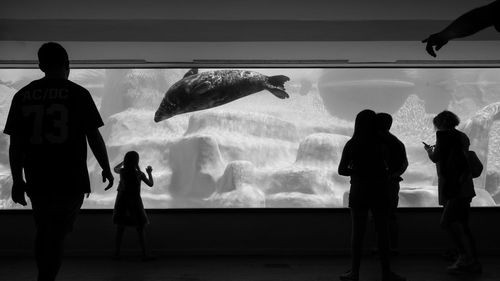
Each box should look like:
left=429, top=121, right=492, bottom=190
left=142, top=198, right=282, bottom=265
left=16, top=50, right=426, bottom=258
left=422, top=1, right=499, bottom=57
left=86, top=129, right=114, bottom=190
left=9, top=135, right=27, bottom=206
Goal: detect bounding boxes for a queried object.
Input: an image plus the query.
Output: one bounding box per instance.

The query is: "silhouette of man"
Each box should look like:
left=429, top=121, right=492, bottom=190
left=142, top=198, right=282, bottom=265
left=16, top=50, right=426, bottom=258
left=376, top=113, right=408, bottom=252
left=4, top=42, right=114, bottom=281
left=422, top=0, right=500, bottom=57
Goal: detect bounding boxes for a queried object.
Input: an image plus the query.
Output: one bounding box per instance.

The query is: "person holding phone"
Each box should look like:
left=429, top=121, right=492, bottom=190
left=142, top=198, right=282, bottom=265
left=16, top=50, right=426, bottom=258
left=424, top=111, right=480, bottom=274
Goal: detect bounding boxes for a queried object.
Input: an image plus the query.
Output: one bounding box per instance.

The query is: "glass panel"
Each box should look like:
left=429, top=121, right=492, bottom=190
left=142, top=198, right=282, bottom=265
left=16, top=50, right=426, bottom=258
left=1, top=68, right=499, bottom=209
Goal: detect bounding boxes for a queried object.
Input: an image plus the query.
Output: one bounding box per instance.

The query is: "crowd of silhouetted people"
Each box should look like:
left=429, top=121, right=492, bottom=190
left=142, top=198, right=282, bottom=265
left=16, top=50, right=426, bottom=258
left=4, top=1, right=500, bottom=280
left=337, top=109, right=482, bottom=281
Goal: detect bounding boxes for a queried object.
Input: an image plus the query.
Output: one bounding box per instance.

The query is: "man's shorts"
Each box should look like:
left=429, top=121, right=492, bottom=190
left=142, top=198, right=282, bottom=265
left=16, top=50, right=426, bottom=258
left=441, top=197, right=472, bottom=226
left=29, top=193, right=84, bottom=234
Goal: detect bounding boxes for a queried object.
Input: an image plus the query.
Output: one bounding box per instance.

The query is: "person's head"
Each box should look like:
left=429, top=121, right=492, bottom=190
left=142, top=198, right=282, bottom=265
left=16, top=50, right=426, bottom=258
left=353, top=109, right=377, bottom=139
left=376, top=112, right=393, bottom=132
left=433, top=110, right=460, bottom=131
left=38, top=42, right=69, bottom=78
left=123, top=151, right=140, bottom=170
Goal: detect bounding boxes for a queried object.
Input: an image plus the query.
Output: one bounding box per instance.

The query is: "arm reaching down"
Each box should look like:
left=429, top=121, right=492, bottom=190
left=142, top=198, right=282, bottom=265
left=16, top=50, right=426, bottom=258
left=422, top=1, right=500, bottom=57
left=9, top=135, right=27, bottom=206
left=87, top=128, right=114, bottom=190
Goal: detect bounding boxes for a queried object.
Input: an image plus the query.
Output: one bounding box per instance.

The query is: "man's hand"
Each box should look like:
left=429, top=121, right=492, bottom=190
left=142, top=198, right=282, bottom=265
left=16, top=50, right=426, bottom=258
left=422, top=33, right=449, bottom=57
left=102, top=169, right=114, bottom=191
left=11, top=180, right=27, bottom=206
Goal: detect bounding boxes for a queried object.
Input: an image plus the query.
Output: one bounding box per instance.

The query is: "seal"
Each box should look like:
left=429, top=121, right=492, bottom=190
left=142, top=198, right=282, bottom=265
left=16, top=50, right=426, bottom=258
left=154, top=69, right=290, bottom=122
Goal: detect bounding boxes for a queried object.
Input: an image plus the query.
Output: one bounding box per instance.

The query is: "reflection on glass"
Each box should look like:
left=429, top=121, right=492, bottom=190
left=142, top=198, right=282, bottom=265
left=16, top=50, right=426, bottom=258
left=0, top=68, right=499, bottom=209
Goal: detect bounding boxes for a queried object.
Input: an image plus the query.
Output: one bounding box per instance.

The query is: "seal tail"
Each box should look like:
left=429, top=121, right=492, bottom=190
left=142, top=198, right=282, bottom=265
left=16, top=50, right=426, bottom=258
left=266, top=75, right=290, bottom=99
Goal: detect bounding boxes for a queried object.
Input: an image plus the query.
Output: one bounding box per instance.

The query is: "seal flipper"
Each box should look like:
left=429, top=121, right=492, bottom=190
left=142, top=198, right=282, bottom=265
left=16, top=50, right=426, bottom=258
left=265, top=75, right=290, bottom=99
left=192, top=81, right=212, bottom=95
left=183, top=68, right=199, bottom=78
left=268, top=88, right=289, bottom=99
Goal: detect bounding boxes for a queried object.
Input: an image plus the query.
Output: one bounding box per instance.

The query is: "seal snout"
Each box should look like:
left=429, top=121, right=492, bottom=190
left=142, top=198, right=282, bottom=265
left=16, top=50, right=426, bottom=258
left=154, top=109, right=169, bottom=123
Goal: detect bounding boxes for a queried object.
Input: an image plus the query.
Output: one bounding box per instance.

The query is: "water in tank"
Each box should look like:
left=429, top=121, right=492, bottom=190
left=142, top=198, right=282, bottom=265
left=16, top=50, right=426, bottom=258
left=0, top=68, right=499, bottom=208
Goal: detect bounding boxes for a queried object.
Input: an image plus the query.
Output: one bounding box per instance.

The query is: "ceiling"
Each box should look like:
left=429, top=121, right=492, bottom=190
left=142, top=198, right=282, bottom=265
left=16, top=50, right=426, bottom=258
left=0, top=0, right=498, bottom=63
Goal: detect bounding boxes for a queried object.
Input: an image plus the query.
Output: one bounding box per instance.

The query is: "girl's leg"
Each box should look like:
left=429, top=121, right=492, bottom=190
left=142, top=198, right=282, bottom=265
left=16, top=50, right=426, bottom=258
left=114, top=225, right=125, bottom=258
left=136, top=226, right=148, bottom=258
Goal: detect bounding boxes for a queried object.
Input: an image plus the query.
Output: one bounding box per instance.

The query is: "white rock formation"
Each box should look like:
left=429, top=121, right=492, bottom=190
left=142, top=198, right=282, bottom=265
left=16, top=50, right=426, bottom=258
left=460, top=102, right=500, bottom=189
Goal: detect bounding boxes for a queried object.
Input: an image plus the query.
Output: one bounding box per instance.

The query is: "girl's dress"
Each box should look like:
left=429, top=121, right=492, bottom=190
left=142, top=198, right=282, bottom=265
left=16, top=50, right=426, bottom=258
left=113, top=168, right=149, bottom=226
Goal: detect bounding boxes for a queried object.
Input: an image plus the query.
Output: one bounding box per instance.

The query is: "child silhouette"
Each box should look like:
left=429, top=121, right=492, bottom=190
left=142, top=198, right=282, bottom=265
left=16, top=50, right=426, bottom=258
left=109, top=151, right=154, bottom=260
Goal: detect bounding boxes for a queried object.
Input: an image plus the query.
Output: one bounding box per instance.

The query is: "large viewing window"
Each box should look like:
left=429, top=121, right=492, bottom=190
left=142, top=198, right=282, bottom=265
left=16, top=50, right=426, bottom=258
left=0, top=68, right=499, bottom=209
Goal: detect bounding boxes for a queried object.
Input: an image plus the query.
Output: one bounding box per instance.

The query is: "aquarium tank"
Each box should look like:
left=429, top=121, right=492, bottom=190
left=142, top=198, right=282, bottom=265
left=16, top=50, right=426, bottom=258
left=1, top=68, right=500, bottom=209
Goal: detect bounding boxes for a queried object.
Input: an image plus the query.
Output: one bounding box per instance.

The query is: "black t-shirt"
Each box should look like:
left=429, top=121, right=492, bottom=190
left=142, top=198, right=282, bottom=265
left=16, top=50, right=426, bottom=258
left=3, top=77, right=104, bottom=195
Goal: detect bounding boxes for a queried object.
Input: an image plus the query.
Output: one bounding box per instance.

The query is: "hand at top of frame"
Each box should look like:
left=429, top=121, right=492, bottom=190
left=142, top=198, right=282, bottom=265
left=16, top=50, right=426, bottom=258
left=422, top=33, right=449, bottom=57
left=146, top=166, right=153, bottom=174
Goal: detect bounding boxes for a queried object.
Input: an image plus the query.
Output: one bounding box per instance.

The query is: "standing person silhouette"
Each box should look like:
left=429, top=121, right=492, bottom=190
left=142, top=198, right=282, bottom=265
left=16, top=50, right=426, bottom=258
left=338, top=110, right=406, bottom=281
left=110, top=151, right=154, bottom=260
left=376, top=113, right=408, bottom=253
left=3, top=42, right=114, bottom=281
left=424, top=111, right=481, bottom=274
left=422, top=0, right=500, bottom=57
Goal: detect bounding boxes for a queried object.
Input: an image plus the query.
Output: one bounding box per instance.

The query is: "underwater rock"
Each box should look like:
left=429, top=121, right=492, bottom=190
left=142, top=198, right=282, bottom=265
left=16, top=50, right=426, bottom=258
left=295, top=133, right=350, bottom=167
left=168, top=134, right=225, bottom=199
left=486, top=170, right=500, bottom=195
left=185, top=111, right=299, bottom=168
left=206, top=161, right=265, bottom=207
left=266, top=192, right=341, bottom=208
left=472, top=188, right=497, bottom=206
left=205, top=133, right=350, bottom=207
left=392, top=95, right=435, bottom=146
left=398, top=186, right=440, bottom=207
left=343, top=186, right=495, bottom=208
left=400, top=145, right=436, bottom=186
left=186, top=110, right=299, bottom=142
left=460, top=102, right=500, bottom=189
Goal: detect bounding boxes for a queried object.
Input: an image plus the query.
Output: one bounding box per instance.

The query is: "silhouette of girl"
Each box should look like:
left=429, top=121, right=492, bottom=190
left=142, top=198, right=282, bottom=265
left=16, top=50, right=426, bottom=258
left=111, top=151, right=154, bottom=260
left=338, top=109, right=405, bottom=281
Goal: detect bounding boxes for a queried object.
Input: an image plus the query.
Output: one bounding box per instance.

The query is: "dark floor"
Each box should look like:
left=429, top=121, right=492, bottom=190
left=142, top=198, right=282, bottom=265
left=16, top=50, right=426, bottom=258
left=1, top=255, right=499, bottom=281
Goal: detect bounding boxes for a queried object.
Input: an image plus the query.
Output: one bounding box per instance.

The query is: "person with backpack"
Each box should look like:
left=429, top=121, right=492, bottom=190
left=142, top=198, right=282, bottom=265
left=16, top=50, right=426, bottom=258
left=424, top=110, right=481, bottom=274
